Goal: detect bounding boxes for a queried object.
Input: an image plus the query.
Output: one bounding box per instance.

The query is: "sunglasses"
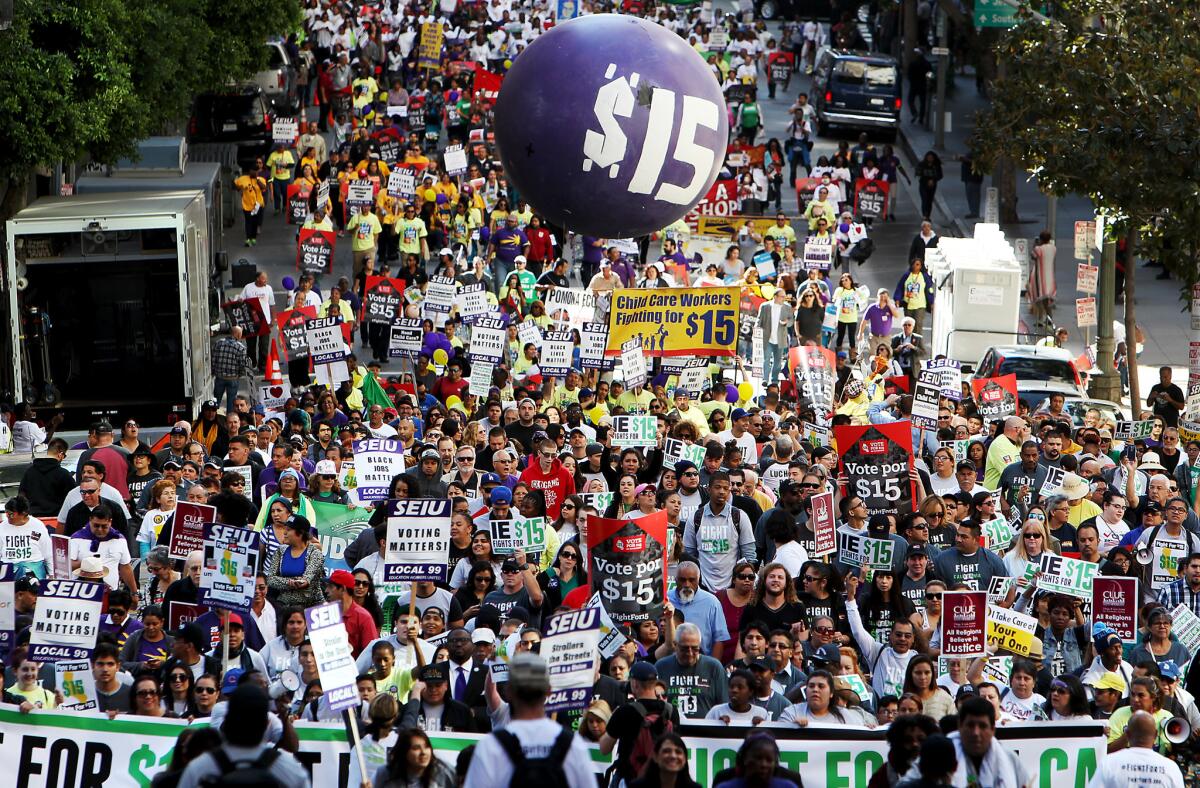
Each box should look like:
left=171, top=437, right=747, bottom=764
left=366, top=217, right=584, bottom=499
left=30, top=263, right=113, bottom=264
left=926, top=592, right=943, bottom=600
left=169, top=674, right=188, bottom=682
left=194, top=686, right=217, bottom=694
left=136, top=689, right=160, bottom=698
left=354, top=580, right=370, bottom=587
left=736, top=573, right=757, bottom=580
left=561, top=504, right=576, bottom=510
left=814, top=626, right=834, bottom=634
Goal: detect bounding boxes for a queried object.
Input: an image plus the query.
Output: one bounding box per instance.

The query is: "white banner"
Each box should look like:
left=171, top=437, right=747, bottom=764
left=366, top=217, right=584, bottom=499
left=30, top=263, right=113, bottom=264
left=305, top=603, right=358, bottom=712
left=351, top=439, right=408, bottom=502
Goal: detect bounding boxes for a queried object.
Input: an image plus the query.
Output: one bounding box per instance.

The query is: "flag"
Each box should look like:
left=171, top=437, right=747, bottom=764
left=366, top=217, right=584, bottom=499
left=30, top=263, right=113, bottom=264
left=360, top=371, right=392, bottom=409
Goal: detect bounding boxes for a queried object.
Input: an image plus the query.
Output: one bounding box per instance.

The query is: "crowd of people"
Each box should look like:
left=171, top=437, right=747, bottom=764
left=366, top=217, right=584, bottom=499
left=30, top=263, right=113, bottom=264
left=2, top=0, right=1196, bottom=787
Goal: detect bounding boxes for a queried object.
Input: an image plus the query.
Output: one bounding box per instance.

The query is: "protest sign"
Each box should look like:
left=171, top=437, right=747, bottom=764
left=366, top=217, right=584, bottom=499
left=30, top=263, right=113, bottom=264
left=444, top=144, right=468, bottom=175
left=540, top=331, right=575, bottom=378
left=1113, top=420, right=1155, bottom=441
left=168, top=601, right=202, bottom=631
left=297, top=227, right=335, bottom=274
left=276, top=306, right=316, bottom=362
left=910, top=369, right=942, bottom=430
left=612, top=414, right=657, bottom=448
left=663, top=438, right=706, bottom=471
left=305, top=603, right=359, bottom=711
left=488, top=516, right=548, bottom=555
left=273, top=117, right=298, bottom=143
left=587, top=592, right=626, bottom=659
left=579, top=491, right=615, bottom=517
left=620, top=336, right=648, bottom=389
left=1187, top=382, right=1200, bottom=422
left=1034, top=552, right=1098, bottom=599
left=29, top=579, right=104, bottom=662
left=672, top=359, right=709, bottom=398
left=986, top=605, right=1038, bottom=656
left=606, top=287, right=739, bottom=357
left=588, top=511, right=667, bottom=625
left=580, top=322, right=613, bottom=369
left=940, top=591, right=987, bottom=658
left=363, top=276, right=405, bottom=325
left=198, top=524, right=260, bottom=613
left=467, top=317, right=506, bottom=364
left=387, top=168, right=416, bottom=198
left=546, top=288, right=598, bottom=331
left=1091, top=577, right=1137, bottom=641
left=351, top=439, right=408, bottom=501
left=307, top=316, right=347, bottom=365
left=971, top=374, right=1019, bottom=421
left=516, top=319, right=542, bottom=348
left=458, top=283, right=489, bottom=324
left=987, top=576, right=1016, bottom=605
left=1170, top=603, right=1200, bottom=657
left=835, top=422, right=917, bottom=518
left=802, top=236, right=834, bottom=270
left=981, top=655, right=1014, bottom=685
left=468, top=361, right=494, bottom=397
left=789, top=345, right=836, bottom=418
left=1077, top=263, right=1098, bottom=294
left=1075, top=297, right=1097, bottom=328
left=543, top=607, right=602, bottom=712
left=981, top=517, right=1015, bottom=551
left=166, top=501, right=216, bottom=561
left=810, top=491, right=836, bottom=557
left=49, top=533, right=70, bottom=579
left=389, top=318, right=424, bottom=359
left=1041, top=465, right=1067, bottom=497
left=424, top=276, right=458, bottom=314
left=854, top=179, right=889, bottom=220
left=926, top=358, right=962, bottom=400
left=309, top=500, right=371, bottom=573
left=55, top=660, right=98, bottom=711
left=385, top=498, right=452, bottom=583
left=259, top=383, right=288, bottom=412
left=837, top=530, right=895, bottom=571
left=285, top=181, right=310, bottom=224
left=346, top=178, right=375, bottom=208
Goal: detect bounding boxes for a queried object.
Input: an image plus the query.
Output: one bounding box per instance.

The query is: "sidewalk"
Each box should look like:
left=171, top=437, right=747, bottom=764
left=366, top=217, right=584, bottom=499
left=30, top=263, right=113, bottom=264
left=898, top=70, right=1186, bottom=371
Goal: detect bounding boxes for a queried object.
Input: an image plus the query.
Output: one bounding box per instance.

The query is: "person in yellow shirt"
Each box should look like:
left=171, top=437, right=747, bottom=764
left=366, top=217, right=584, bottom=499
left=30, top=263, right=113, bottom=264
left=320, top=286, right=356, bottom=331
left=671, top=391, right=711, bottom=436
left=302, top=204, right=334, bottom=232
left=233, top=165, right=267, bottom=246
left=266, top=144, right=296, bottom=216
left=347, top=205, right=383, bottom=279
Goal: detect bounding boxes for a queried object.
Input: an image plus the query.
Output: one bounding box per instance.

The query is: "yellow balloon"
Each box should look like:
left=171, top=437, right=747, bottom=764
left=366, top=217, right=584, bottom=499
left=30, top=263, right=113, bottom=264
left=446, top=395, right=462, bottom=408
left=433, top=348, right=449, bottom=365
left=738, top=382, right=755, bottom=402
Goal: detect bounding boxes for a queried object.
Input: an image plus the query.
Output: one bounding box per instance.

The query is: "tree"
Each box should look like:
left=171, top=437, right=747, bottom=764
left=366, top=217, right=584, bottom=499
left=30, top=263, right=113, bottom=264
left=0, top=0, right=300, bottom=216
left=972, top=0, right=1200, bottom=411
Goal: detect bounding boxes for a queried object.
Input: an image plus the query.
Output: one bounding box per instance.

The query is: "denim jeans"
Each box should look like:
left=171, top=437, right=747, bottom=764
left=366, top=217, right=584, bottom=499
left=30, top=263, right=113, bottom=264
left=214, top=377, right=239, bottom=414
left=764, top=342, right=785, bottom=384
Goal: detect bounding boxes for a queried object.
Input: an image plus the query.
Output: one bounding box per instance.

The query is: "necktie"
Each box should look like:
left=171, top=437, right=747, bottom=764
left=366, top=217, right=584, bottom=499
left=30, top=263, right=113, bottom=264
left=455, top=666, right=468, bottom=701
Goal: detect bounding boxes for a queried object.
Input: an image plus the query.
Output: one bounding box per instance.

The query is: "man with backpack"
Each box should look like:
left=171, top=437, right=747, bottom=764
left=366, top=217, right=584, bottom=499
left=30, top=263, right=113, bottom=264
left=600, top=661, right=681, bottom=786
left=463, top=652, right=594, bottom=788
left=177, top=683, right=310, bottom=788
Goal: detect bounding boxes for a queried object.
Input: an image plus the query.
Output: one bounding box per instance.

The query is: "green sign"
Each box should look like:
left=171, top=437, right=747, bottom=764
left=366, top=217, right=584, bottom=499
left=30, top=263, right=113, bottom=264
left=974, top=0, right=1019, bottom=28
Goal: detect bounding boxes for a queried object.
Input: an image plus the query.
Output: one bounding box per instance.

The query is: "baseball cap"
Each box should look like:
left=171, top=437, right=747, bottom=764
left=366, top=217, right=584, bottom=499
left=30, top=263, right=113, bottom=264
left=585, top=698, right=613, bottom=723
left=491, top=486, right=513, bottom=505
left=163, top=459, right=182, bottom=470
left=420, top=448, right=440, bottom=462
left=221, top=668, right=245, bottom=695
left=131, top=446, right=155, bottom=459
left=327, top=569, right=355, bottom=590
left=586, top=442, right=604, bottom=456
left=472, top=627, right=496, bottom=645
left=809, top=643, right=841, bottom=665
left=481, top=472, right=503, bottom=488
left=1143, top=501, right=1164, bottom=515
left=1093, top=626, right=1122, bottom=651
left=629, top=661, right=659, bottom=681
left=746, top=655, right=773, bottom=671
left=778, top=479, right=801, bottom=496
left=170, top=425, right=189, bottom=436
left=419, top=664, right=448, bottom=683
left=955, top=684, right=978, bottom=701
left=730, top=407, right=749, bottom=421
left=315, top=459, right=338, bottom=476
left=501, top=557, right=523, bottom=573
left=579, top=387, right=594, bottom=399
left=202, top=399, right=219, bottom=410
left=226, top=613, right=244, bottom=628
left=174, top=623, right=206, bottom=651
left=508, top=652, right=551, bottom=693
left=1085, top=671, right=1127, bottom=693
left=1159, top=660, right=1183, bottom=680
left=93, top=422, right=114, bottom=434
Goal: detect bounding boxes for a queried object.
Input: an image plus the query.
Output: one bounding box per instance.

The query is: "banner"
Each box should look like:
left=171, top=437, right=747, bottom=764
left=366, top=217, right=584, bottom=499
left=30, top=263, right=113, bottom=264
left=167, top=501, right=216, bottom=561
left=389, top=318, right=423, bottom=359
left=971, top=374, right=1018, bottom=421
left=0, top=566, right=12, bottom=659
left=1032, top=552, right=1098, bottom=599
left=696, top=215, right=777, bottom=238
left=588, top=511, right=668, bottom=625
left=385, top=499, right=451, bottom=583
left=542, top=608, right=602, bottom=712
left=1171, top=603, right=1200, bottom=656
left=1113, top=419, right=1156, bottom=441
left=363, top=276, right=405, bottom=325
left=834, top=422, right=918, bottom=518
left=297, top=227, right=335, bottom=275
left=546, top=288, right=598, bottom=331
left=940, top=591, right=987, bottom=657
left=540, top=331, right=575, bottom=378
left=837, top=531, right=895, bottom=571
left=457, top=283, right=488, bottom=324
left=198, top=524, right=260, bottom=613
left=986, top=604, right=1038, bottom=657
left=309, top=500, right=372, bottom=573
left=29, top=580, right=104, bottom=662
left=387, top=168, right=416, bottom=198
left=789, top=345, right=836, bottom=419
left=54, top=660, right=98, bottom=712
left=606, top=287, right=739, bottom=358
left=683, top=178, right=738, bottom=229
left=810, top=491, right=837, bottom=557
left=611, top=414, right=657, bottom=448
left=1091, top=576, right=1137, bottom=641
left=854, top=179, right=889, bottom=220
left=305, top=602, right=359, bottom=711
left=276, top=305, right=317, bottom=362
left=0, top=708, right=1107, bottom=788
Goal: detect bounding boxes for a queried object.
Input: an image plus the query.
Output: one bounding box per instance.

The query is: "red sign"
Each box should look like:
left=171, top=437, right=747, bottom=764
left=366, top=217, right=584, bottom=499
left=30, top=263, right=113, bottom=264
left=971, top=374, right=1019, bottom=421
left=834, top=421, right=918, bottom=519
left=297, top=227, right=336, bottom=274
left=362, top=276, right=406, bottom=325
left=168, top=602, right=203, bottom=631
left=854, top=179, right=890, bottom=220
left=1092, top=576, right=1137, bottom=641
left=795, top=177, right=822, bottom=206
left=167, top=502, right=216, bottom=561
left=275, top=305, right=318, bottom=362
left=588, top=511, right=668, bottom=625
left=285, top=182, right=312, bottom=225
left=810, top=491, right=836, bottom=556
left=50, top=534, right=71, bottom=580
left=941, top=590, right=988, bottom=657
left=684, top=178, right=738, bottom=229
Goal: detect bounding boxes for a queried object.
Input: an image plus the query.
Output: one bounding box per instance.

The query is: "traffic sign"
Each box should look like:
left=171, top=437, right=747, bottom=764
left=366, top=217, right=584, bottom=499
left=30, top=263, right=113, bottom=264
left=974, top=0, right=1019, bottom=28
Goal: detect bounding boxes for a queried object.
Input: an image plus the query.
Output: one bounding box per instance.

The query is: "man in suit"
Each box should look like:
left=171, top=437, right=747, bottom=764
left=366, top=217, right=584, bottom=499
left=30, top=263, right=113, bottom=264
left=439, top=627, right=490, bottom=731
left=756, top=287, right=795, bottom=385
left=400, top=663, right=477, bottom=732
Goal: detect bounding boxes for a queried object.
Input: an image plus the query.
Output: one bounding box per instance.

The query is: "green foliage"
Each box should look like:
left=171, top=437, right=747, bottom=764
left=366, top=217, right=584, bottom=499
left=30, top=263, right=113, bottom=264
left=0, top=0, right=300, bottom=180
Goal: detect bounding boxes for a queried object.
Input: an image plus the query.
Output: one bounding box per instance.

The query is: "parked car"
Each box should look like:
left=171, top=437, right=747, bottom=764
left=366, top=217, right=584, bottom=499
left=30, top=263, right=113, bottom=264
left=1029, top=396, right=1127, bottom=430
left=254, top=40, right=298, bottom=115
left=188, top=86, right=274, bottom=169
left=811, top=49, right=901, bottom=139
left=973, top=345, right=1087, bottom=410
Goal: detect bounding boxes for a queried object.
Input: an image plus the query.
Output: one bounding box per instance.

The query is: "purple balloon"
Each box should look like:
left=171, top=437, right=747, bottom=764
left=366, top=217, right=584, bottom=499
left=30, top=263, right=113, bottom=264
left=282, top=276, right=296, bottom=291
left=495, top=15, right=729, bottom=237
left=725, top=384, right=738, bottom=402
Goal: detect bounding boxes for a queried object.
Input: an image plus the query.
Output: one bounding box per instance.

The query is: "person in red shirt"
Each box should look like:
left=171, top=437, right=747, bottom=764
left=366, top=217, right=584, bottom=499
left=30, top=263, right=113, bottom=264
left=324, top=569, right=379, bottom=658
left=430, top=358, right=470, bottom=403
left=518, top=437, right=576, bottom=520
left=525, top=215, right=556, bottom=273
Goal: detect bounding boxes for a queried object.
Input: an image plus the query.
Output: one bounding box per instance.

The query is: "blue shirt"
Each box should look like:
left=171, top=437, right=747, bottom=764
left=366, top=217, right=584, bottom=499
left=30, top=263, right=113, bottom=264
left=491, top=227, right=528, bottom=263
left=666, top=587, right=730, bottom=654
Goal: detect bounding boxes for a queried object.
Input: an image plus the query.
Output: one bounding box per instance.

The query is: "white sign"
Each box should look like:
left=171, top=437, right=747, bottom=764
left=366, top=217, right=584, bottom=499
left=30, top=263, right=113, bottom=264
left=29, top=580, right=104, bottom=662
left=352, top=439, right=408, bottom=501
left=444, top=144, right=468, bottom=175
left=387, top=170, right=416, bottom=198
left=1170, top=603, right=1200, bottom=657
left=1073, top=220, right=1095, bottom=260
left=517, top=320, right=543, bottom=348
left=467, top=317, right=506, bottom=364
left=425, top=276, right=458, bottom=314
left=305, top=602, right=359, bottom=711
left=620, top=336, right=647, bottom=389
left=1077, top=263, right=1098, bottom=294
left=1075, top=297, right=1097, bottom=328
left=385, top=499, right=452, bottom=583
left=488, top=516, right=548, bottom=554
left=259, top=384, right=288, bottom=412
left=837, top=531, right=894, bottom=571
left=546, top=288, right=599, bottom=331
left=543, top=608, right=602, bottom=712
left=389, top=318, right=424, bottom=359
left=540, top=331, right=575, bottom=378
left=675, top=358, right=710, bottom=397
left=306, top=316, right=347, bottom=365
left=663, top=438, right=706, bottom=470
left=347, top=181, right=375, bottom=205
left=199, top=524, right=261, bottom=613
left=579, top=322, right=612, bottom=369
left=54, top=660, right=98, bottom=711
left=983, top=187, right=999, bottom=224
left=469, top=361, right=495, bottom=397
left=926, top=358, right=962, bottom=401
left=273, top=118, right=298, bottom=142
left=802, top=236, right=833, bottom=270
left=457, top=283, right=488, bottom=323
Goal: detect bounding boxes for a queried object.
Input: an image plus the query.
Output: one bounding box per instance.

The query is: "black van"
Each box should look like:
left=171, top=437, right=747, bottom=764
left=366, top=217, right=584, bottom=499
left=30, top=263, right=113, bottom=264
left=811, top=50, right=902, bottom=140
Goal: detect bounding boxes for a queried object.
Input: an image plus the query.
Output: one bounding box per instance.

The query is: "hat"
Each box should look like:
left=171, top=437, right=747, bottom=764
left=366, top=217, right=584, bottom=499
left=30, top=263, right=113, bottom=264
left=131, top=446, right=155, bottom=459
left=955, top=684, right=977, bottom=701
left=481, top=472, right=503, bottom=487
left=1138, top=452, right=1167, bottom=471
left=514, top=255, right=527, bottom=264
left=221, top=668, right=245, bottom=695
left=585, top=698, right=613, bottom=723
left=93, top=422, right=114, bottom=434
left=629, top=661, right=659, bottom=681
left=674, top=460, right=698, bottom=475
left=174, top=623, right=206, bottom=651
left=1086, top=671, right=1127, bottom=693
left=507, top=605, right=531, bottom=623
left=955, top=460, right=976, bottom=473
left=226, top=613, right=244, bottom=628
left=315, top=459, right=337, bottom=476
left=518, top=397, right=536, bottom=408
left=501, top=557, right=523, bottom=573
left=1060, top=472, right=1089, bottom=501
left=472, top=627, right=496, bottom=645
left=420, top=448, right=441, bottom=462
left=600, top=260, right=612, bottom=268
left=1144, top=501, right=1164, bottom=515
left=836, top=350, right=849, bottom=360
left=74, top=555, right=110, bottom=580
left=809, top=643, right=841, bottom=665
left=327, top=569, right=355, bottom=590
left=746, top=655, right=773, bottom=671
left=287, top=434, right=306, bottom=447
left=508, top=652, right=551, bottom=693
left=906, top=544, right=930, bottom=559
left=203, top=459, right=222, bottom=470
left=202, top=399, right=219, bottom=410
left=778, top=479, right=800, bottom=496
left=579, top=387, right=594, bottom=399
left=1093, top=626, right=1122, bottom=651
left=730, top=407, right=749, bottom=421
left=491, top=486, right=513, bottom=504
left=635, top=483, right=656, bottom=497
left=419, top=664, right=448, bottom=683
left=1026, top=636, right=1044, bottom=660
left=586, top=442, right=604, bottom=456
left=844, top=379, right=864, bottom=399
left=568, top=426, right=587, bottom=437
left=170, top=425, right=189, bottom=436
left=1159, top=659, right=1183, bottom=680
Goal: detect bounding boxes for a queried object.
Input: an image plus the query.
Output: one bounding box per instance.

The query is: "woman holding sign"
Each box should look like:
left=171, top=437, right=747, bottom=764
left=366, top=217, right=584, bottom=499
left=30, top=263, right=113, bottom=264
left=1003, top=519, right=1056, bottom=578
left=264, top=514, right=326, bottom=608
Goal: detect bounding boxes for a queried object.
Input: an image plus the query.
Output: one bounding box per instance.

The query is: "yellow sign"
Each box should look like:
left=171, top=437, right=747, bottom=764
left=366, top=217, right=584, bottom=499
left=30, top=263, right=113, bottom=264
left=985, top=606, right=1037, bottom=657
left=418, top=23, right=444, bottom=69
left=697, top=215, right=779, bottom=238
left=606, top=287, right=740, bottom=358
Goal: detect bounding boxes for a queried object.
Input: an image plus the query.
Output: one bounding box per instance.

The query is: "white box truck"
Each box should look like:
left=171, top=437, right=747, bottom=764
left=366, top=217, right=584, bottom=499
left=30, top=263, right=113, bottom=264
left=925, top=224, right=1023, bottom=369
left=3, top=190, right=215, bottom=427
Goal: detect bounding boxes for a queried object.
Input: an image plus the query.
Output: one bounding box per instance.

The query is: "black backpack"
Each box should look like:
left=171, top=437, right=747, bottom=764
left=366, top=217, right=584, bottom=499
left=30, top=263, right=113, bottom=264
left=493, top=728, right=575, bottom=788
left=200, top=748, right=287, bottom=788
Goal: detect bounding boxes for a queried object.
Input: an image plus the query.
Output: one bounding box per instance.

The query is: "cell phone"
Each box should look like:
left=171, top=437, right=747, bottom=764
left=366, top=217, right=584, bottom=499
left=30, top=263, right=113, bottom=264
left=1123, top=444, right=1137, bottom=461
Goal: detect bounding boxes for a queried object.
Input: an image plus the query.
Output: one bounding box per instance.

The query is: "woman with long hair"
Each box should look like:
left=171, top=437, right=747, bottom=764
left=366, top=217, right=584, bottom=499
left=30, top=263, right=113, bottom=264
left=452, top=560, right=497, bottom=621
left=715, top=559, right=758, bottom=665
left=858, top=570, right=918, bottom=644
left=1003, top=518, right=1056, bottom=578
left=928, top=448, right=959, bottom=496
left=449, top=530, right=502, bottom=589
left=375, top=727, right=455, bottom=787
left=349, top=693, right=401, bottom=788
left=780, top=670, right=873, bottom=726
left=257, top=498, right=295, bottom=567
left=306, top=466, right=350, bottom=505
left=604, top=473, right=640, bottom=518
left=831, top=272, right=862, bottom=351
left=537, top=542, right=586, bottom=615
left=160, top=663, right=196, bottom=717
left=264, top=515, right=326, bottom=608
left=902, top=654, right=954, bottom=721
left=797, top=561, right=849, bottom=643
left=918, top=495, right=956, bottom=550
left=352, top=568, right=384, bottom=629
left=915, top=579, right=946, bottom=652
left=630, top=732, right=702, bottom=788
left=120, top=604, right=173, bottom=675
left=1043, top=675, right=1091, bottom=721
left=552, top=494, right=584, bottom=544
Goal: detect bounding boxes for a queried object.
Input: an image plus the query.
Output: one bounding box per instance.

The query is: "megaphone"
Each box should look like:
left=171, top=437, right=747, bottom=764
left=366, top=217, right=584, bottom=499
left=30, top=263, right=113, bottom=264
left=1136, top=546, right=1154, bottom=565
left=1164, top=716, right=1191, bottom=745
left=269, top=669, right=301, bottom=700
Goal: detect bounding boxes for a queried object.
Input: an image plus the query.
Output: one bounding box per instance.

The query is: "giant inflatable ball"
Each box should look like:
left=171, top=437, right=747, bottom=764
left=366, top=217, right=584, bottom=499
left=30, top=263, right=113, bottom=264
left=494, top=14, right=729, bottom=238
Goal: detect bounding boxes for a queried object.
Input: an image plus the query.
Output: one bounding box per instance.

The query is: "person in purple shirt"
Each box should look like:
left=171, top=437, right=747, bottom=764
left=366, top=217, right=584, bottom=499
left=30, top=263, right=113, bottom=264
left=858, top=288, right=903, bottom=351
left=605, top=246, right=637, bottom=286
left=581, top=235, right=605, bottom=284
left=489, top=214, right=529, bottom=284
